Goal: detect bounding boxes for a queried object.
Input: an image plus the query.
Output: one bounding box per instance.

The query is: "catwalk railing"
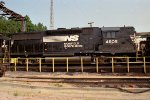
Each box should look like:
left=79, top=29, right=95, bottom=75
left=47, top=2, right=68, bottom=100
left=1, top=57, right=150, bottom=73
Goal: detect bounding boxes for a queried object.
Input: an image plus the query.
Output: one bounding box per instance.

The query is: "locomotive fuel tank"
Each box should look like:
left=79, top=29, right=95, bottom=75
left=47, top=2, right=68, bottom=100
left=44, top=56, right=92, bottom=64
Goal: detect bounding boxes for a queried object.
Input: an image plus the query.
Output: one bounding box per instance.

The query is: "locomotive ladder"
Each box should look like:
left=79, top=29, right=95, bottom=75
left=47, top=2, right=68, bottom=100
left=2, top=42, right=10, bottom=70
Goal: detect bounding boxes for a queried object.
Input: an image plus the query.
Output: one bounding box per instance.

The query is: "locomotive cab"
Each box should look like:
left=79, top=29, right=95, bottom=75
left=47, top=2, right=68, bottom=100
left=98, top=26, right=136, bottom=56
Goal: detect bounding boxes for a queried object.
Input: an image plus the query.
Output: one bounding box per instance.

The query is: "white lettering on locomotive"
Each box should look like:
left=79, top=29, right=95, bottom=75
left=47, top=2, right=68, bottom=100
left=43, top=35, right=79, bottom=42
left=65, top=35, right=79, bottom=41
left=106, top=40, right=118, bottom=44
left=64, top=42, right=83, bottom=49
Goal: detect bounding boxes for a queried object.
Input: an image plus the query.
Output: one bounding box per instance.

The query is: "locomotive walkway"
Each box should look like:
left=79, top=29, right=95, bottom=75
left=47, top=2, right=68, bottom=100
left=3, top=56, right=150, bottom=73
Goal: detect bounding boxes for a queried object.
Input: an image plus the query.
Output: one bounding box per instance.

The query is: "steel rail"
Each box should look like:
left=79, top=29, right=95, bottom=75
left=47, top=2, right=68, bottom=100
left=2, top=76, right=150, bottom=85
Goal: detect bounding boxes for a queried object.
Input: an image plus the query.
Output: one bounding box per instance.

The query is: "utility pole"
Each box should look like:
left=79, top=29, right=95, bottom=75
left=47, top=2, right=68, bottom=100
left=50, top=0, right=54, bottom=29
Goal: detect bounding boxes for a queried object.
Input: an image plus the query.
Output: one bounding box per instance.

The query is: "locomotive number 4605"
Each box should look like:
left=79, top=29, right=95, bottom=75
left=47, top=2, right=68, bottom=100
left=106, top=40, right=118, bottom=44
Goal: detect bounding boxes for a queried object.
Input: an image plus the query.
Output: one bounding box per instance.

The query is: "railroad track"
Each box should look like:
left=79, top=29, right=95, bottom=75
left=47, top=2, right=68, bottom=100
left=0, top=75, right=149, bottom=94
left=0, top=71, right=149, bottom=94
left=1, top=76, right=149, bottom=88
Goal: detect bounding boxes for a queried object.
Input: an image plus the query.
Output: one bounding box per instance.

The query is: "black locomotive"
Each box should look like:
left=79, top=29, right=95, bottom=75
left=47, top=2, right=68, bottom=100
left=0, top=26, right=150, bottom=74
left=11, top=26, right=137, bottom=58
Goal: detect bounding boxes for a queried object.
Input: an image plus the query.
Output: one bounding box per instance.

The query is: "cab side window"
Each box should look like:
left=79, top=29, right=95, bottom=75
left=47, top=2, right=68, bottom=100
left=103, top=31, right=117, bottom=38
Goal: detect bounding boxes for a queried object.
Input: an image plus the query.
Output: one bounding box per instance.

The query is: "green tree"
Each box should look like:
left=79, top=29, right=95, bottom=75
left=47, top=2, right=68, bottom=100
left=0, top=15, right=47, bottom=37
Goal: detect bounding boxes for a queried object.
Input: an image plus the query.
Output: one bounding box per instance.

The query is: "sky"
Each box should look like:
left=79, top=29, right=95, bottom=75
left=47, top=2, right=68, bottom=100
left=2, top=0, right=150, bottom=32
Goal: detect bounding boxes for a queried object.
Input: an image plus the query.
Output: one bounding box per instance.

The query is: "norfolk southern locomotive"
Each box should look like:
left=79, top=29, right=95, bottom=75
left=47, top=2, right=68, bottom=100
left=11, top=26, right=137, bottom=58
left=0, top=26, right=149, bottom=74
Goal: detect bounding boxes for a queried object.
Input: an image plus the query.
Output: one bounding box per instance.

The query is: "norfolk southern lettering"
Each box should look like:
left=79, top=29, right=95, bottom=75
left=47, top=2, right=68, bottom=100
left=43, top=35, right=79, bottom=42
left=64, top=42, right=83, bottom=49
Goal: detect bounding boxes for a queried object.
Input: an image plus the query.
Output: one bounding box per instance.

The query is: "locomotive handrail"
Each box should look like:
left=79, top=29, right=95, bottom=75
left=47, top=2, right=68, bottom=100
left=1, top=57, right=150, bottom=73
left=109, top=57, right=149, bottom=73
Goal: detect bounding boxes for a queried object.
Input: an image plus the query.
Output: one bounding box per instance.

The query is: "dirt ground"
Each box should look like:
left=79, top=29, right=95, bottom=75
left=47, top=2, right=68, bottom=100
left=0, top=84, right=150, bottom=100
left=0, top=71, right=149, bottom=100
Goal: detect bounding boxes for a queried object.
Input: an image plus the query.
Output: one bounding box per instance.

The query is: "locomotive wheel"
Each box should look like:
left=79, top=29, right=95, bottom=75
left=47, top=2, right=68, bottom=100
left=0, top=72, right=4, bottom=77
left=0, top=65, right=6, bottom=77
